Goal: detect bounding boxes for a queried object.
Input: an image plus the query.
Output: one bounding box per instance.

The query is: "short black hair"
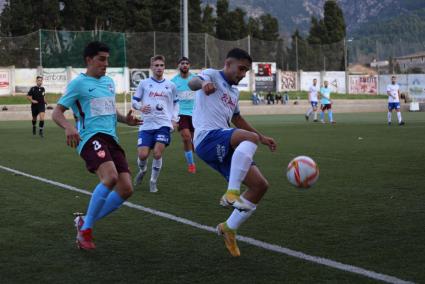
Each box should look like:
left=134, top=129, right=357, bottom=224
left=226, top=48, right=252, bottom=63
left=83, top=41, right=110, bottom=60
left=178, top=56, right=190, bottom=64
left=36, top=76, right=43, bottom=80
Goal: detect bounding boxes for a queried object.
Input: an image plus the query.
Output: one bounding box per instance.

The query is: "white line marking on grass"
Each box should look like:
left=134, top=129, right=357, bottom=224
left=0, top=164, right=415, bottom=284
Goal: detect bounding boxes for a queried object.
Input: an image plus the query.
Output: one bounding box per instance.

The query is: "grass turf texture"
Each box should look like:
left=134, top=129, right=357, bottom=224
left=0, top=113, right=424, bottom=283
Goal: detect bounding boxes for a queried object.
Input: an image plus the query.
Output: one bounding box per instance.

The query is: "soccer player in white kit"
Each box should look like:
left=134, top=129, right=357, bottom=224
left=132, top=55, right=179, bottom=192
left=189, top=48, right=277, bottom=257
left=305, top=78, right=319, bottom=122
left=387, top=76, right=405, bottom=126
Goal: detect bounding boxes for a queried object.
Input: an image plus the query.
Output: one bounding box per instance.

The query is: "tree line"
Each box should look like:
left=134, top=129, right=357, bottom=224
left=0, top=0, right=347, bottom=70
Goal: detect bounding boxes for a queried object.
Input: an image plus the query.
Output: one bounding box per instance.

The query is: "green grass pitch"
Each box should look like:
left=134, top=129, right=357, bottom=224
left=0, top=112, right=424, bottom=283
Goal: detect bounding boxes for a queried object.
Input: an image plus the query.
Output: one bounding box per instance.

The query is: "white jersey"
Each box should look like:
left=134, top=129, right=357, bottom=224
left=132, top=77, right=179, bottom=131
left=192, top=69, right=240, bottom=148
left=386, top=83, right=400, bottom=103
left=309, top=85, right=319, bottom=102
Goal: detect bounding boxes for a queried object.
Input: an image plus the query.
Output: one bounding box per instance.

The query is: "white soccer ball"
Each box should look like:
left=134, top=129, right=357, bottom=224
left=286, top=156, right=319, bottom=188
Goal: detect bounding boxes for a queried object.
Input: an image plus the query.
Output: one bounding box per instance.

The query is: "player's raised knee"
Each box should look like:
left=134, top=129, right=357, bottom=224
left=138, top=152, right=149, bottom=161
left=103, top=172, right=119, bottom=188
left=152, top=151, right=162, bottom=160
left=121, top=185, right=133, bottom=199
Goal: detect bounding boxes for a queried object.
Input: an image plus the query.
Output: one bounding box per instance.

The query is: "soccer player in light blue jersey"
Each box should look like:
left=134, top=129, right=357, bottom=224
left=189, top=48, right=277, bottom=257
left=171, top=57, right=197, bottom=174
left=319, top=80, right=335, bottom=124
left=52, top=42, right=142, bottom=250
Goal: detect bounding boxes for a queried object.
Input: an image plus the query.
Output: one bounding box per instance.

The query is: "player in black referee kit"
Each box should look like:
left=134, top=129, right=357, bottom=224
left=27, top=76, right=48, bottom=137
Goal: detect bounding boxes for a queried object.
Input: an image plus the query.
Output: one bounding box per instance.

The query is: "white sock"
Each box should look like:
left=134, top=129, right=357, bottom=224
left=137, top=157, right=148, bottom=172
left=397, top=112, right=402, bottom=123
left=313, top=111, right=318, bottom=120
left=306, top=107, right=312, bottom=116
left=226, top=196, right=256, bottom=230
left=227, top=141, right=257, bottom=191
left=387, top=112, right=392, bottom=123
left=151, top=158, right=162, bottom=182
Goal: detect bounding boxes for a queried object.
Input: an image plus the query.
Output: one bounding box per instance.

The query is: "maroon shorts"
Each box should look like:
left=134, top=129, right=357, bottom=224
left=80, top=133, right=130, bottom=174
left=321, top=104, right=332, bottom=111
left=178, top=115, right=194, bottom=132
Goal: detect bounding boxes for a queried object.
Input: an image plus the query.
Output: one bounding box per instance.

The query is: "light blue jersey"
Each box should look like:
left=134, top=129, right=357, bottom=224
left=171, top=73, right=196, bottom=116
left=320, top=87, right=331, bottom=105
left=58, top=73, right=118, bottom=153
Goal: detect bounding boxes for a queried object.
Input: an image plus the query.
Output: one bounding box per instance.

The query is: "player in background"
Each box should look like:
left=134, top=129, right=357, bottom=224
left=132, top=55, right=179, bottom=193
left=27, top=76, right=48, bottom=137
left=189, top=48, right=277, bottom=257
left=319, top=80, right=335, bottom=124
left=387, top=76, right=405, bottom=126
left=171, top=57, right=197, bottom=173
left=52, top=42, right=142, bottom=250
left=305, top=78, right=319, bottom=122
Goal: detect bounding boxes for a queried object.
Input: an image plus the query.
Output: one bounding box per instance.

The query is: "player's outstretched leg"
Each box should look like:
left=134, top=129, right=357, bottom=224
left=77, top=182, right=111, bottom=250
left=181, top=129, right=196, bottom=173
left=134, top=147, right=150, bottom=186
left=328, top=110, right=335, bottom=124
left=320, top=110, right=325, bottom=123
left=150, top=142, right=165, bottom=193
left=134, top=157, right=148, bottom=186
left=76, top=162, right=116, bottom=250
left=305, top=107, right=312, bottom=121
left=95, top=172, right=133, bottom=221
left=218, top=166, right=268, bottom=257
left=221, top=130, right=258, bottom=211
left=397, top=110, right=404, bottom=126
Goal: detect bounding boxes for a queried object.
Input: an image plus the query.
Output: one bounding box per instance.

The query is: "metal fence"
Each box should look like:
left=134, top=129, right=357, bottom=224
left=0, top=29, right=424, bottom=73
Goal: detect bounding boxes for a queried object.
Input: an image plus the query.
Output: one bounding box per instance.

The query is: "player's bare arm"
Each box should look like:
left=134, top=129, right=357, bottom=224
left=52, top=104, right=81, bottom=148
left=188, top=77, right=216, bottom=95
left=117, top=109, right=143, bottom=126
left=231, top=113, right=277, bottom=152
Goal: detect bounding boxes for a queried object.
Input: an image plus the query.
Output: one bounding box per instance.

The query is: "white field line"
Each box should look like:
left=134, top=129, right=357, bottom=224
left=0, top=164, right=415, bottom=284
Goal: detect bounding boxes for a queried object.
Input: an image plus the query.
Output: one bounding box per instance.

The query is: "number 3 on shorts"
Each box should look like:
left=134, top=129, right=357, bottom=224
left=92, top=140, right=102, bottom=151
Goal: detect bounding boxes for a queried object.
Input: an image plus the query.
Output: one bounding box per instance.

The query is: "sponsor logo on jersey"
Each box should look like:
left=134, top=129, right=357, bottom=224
left=221, top=93, right=236, bottom=108
left=156, top=103, right=164, bottom=111
left=149, top=91, right=166, bottom=98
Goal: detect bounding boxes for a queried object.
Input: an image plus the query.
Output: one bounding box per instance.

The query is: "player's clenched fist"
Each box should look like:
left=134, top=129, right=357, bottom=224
left=202, top=81, right=216, bottom=95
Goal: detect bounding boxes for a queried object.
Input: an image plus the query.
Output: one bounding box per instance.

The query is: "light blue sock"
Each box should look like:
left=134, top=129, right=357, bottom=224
left=328, top=110, right=333, bottom=122
left=81, top=183, right=111, bottom=230
left=184, top=150, right=194, bottom=165
left=320, top=112, right=325, bottom=120
left=95, top=191, right=125, bottom=222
